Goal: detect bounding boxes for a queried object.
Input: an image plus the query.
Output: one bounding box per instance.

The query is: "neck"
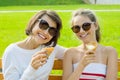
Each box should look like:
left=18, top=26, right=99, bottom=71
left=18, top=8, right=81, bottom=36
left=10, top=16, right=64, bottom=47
left=82, top=40, right=98, bottom=49
left=18, top=37, right=41, bottom=50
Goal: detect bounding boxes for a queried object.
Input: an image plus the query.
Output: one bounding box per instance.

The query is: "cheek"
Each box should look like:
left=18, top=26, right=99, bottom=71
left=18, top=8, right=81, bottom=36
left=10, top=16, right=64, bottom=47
left=48, top=35, right=53, bottom=40
left=32, top=26, right=40, bottom=34
left=91, top=24, right=96, bottom=30
left=88, top=25, right=95, bottom=33
left=75, top=33, right=80, bottom=38
left=32, top=28, right=36, bottom=33
left=88, top=28, right=96, bottom=37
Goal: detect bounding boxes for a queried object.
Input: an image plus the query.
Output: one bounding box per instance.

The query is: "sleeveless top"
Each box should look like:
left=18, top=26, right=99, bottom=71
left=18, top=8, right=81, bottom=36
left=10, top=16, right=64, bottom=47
left=73, top=63, right=106, bottom=80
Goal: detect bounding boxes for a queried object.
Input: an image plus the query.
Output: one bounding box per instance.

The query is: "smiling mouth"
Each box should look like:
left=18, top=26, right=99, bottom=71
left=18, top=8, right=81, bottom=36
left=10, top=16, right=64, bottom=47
left=79, top=33, right=88, bottom=38
left=38, top=33, right=47, bottom=40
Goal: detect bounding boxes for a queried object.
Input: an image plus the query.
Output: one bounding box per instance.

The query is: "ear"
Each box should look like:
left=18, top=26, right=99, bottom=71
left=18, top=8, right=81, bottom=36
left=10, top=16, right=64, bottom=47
left=94, top=22, right=99, bottom=30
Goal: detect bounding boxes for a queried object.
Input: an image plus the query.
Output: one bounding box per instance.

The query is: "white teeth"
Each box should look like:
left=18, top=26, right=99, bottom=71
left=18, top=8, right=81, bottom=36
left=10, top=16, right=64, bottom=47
left=80, top=33, right=88, bottom=38
left=38, top=33, right=46, bottom=39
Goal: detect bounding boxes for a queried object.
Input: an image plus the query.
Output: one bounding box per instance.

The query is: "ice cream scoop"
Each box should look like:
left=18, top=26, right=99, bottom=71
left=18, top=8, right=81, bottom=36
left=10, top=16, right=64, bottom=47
left=86, top=42, right=97, bottom=51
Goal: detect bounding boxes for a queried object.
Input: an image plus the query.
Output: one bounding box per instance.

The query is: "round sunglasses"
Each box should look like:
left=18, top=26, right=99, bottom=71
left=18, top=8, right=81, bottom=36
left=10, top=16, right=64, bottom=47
left=71, top=22, right=93, bottom=33
left=38, top=19, right=57, bottom=36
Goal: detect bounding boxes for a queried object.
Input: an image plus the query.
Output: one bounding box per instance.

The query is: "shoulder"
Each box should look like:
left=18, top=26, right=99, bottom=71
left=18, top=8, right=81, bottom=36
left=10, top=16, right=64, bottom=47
left=4, top=43, right=17, bottom=53
left=3, top=43, right=17, bottom=58
left=55, top=45, right=67, bottom=49
left=103, top=46, right=117, bottom=57
left=2, top=43, right=18, bottom=63
left=63, top=47, right=78, bottom=63
left=64, top=47, right=78, bottom=58
left=54, top=45, right=68, bottom=52
left=104, top=46, right=117, bottom=54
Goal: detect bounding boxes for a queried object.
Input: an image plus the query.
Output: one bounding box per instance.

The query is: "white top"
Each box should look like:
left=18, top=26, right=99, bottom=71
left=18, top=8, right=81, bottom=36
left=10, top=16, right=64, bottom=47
left=2, top=43, right=67, bottom=80
left=73, top=63, right=106, bottom=80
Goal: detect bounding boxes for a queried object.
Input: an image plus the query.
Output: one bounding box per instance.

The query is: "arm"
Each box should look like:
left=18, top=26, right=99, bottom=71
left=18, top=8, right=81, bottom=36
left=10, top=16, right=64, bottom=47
left=2, top=52, right=37, bottom=80
left=20, top=51, right=48, bottom=80
left=62, top=49, right=96, bottom=80
left=2, top=47, right=47, bottom=80
left=62, top=49, right=84, bottom=80
left=3, top=58, right=21, bottom=80
left=55, top=45, right=67, bottom=59
left=62, top=50, right=76, bottom=80
left=106, top=47, right=118, bottom=80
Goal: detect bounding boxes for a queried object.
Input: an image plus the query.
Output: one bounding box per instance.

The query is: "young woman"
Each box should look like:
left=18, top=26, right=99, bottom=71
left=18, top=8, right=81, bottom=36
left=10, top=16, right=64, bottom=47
left=62, top=9, right=118, bottom=80
left=2, top=10, right=67, bottom=80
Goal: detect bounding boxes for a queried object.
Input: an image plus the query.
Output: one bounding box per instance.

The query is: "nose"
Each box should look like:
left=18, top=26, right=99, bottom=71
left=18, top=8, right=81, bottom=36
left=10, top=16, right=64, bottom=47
left=79, top=27, right=85, bottom=34
left=44, top=28, right=49, bottom=34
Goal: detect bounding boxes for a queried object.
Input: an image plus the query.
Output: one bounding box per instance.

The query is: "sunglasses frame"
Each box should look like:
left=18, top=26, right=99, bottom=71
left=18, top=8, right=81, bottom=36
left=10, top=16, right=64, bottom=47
left=71, top=22, right=94, bottom=33
left=38, top=19, right=57, bottom=36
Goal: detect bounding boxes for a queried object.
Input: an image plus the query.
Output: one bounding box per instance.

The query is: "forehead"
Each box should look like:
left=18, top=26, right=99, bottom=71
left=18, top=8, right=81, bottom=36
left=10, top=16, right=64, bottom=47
left=73, top=15, right=91, bottom=25
left=41, top=15, right=57, bottom=28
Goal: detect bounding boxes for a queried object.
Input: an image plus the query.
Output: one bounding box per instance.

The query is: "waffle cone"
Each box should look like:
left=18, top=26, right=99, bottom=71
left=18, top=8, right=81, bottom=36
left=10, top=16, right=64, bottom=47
left=44, top=47, right=54, bottom=56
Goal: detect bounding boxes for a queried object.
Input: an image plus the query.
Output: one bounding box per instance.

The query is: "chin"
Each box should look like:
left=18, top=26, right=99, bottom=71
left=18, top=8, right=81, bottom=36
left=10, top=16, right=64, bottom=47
left=79, top=37, right=89, bottom=43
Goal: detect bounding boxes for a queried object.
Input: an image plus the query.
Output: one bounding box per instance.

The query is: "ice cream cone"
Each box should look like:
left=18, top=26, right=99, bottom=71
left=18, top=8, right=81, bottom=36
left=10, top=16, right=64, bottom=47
left=86, top=42, right=98, bottom=51
left=44, top=47, right=54, bottom=56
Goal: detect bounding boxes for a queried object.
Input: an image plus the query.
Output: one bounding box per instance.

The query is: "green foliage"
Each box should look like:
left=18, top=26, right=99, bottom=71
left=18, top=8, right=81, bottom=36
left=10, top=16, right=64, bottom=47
left=0, top=0, right=84, bottom=6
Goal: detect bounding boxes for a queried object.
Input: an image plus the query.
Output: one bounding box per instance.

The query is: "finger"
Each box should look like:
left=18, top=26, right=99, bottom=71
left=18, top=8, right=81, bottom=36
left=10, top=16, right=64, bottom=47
left=31, top=60, right=40, bottom=69
left=36, top=61, right=47, bottom=67
left=86, top=54, right=95, bottom=57
left=32, top=59, right=47, bottom=68
left=32, top=50, right=47, bottom=57
left=87, top=59, right=96, bottom=63
left=85, top=57, right=95, bottom=60
left=32, top=53, right=47, bottom=62
left=32, top=54, right=48, bottom=65
left=84, top=54, right=95, bottom=59
left=32, top=62, right=43, bottom=70
left=41, top=58, right=47, bottom=63
left=32, top=59, right=41, bottom=65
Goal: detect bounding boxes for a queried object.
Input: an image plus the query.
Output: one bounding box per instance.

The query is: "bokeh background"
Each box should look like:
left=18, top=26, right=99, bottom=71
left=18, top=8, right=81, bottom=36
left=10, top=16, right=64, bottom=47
left=0, top=0, right=120, bottom=57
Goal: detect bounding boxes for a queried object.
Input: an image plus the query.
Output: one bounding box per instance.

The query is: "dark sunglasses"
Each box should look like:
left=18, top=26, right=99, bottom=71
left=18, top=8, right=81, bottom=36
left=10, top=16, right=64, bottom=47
left=71, top=22, right=93, bottom=33
left=38, top=19, right=57, bottom=36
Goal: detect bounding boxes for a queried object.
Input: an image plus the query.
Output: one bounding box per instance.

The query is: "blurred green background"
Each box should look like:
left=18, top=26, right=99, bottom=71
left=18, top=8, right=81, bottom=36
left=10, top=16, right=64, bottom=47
left=0, top=0, right=120, bottom=77
left=0, top=0, right=84, bottom=6
left=0, top=1, right=120, bottom=57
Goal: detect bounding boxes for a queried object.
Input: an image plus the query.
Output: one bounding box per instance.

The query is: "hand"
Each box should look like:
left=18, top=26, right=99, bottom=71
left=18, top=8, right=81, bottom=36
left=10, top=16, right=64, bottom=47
left=81, top=50, right=96, bottom=67
left=30, top=50, right=48, bottom=70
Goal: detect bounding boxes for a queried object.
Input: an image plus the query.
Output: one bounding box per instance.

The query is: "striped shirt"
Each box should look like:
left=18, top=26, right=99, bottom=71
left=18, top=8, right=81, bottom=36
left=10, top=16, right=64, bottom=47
left=73, top=63, right=106, bottom=80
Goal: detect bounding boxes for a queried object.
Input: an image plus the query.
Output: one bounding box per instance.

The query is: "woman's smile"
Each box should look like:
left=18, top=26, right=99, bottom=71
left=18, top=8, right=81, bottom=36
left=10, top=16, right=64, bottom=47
left=38, top=33, right=47, bottom=40
left=79, top=32, right=89, bottom=39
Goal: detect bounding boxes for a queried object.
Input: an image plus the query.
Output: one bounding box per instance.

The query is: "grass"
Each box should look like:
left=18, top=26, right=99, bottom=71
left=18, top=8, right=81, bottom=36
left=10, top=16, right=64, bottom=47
left=0, top=5, right=120, bottom=10
left=0, top=5, right=120, bottom=58
left=0, top=0, right=84, bottom=6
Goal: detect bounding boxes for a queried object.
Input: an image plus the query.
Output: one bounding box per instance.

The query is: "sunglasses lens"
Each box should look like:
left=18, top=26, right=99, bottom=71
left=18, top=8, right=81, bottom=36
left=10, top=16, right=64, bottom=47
left=71, top=26, right=80, bottom=33
left=82, top=23, right=91, bottom=31
left=39, top=19, right=57, bottom=36
left=49, top=28, right=57, bottom=36
left=39, top=20, right=49, bottom=30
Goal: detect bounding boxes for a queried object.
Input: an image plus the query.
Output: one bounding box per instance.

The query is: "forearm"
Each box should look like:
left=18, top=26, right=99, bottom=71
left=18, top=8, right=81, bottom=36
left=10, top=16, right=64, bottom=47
left=3, top=65, right=36, bottom=80
left=20, top=65, right=36, bottom=80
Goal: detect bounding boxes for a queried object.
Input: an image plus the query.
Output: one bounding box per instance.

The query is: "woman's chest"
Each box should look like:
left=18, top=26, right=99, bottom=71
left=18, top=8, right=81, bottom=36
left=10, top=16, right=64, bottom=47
left=72, top=50, right=108, bottom=65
